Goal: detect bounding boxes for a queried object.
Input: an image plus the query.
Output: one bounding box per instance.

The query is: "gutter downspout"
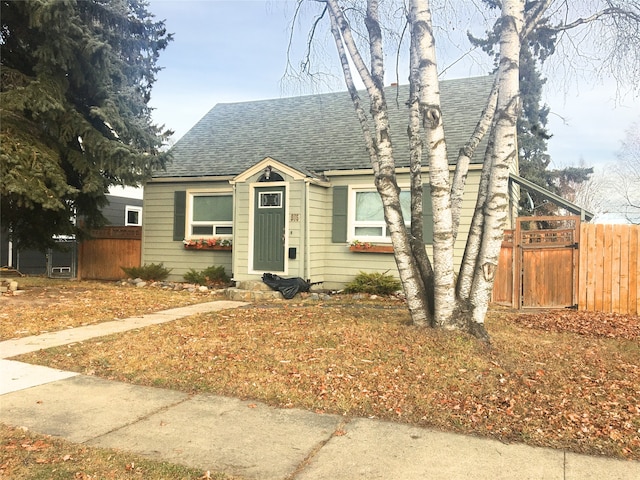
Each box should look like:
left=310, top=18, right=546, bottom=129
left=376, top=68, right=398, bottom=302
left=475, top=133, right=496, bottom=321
left=305, top=180, right=311, bottom=282
left=231, top=181, right=237, bottom=281
left=7, top=239, right=13, bottom=268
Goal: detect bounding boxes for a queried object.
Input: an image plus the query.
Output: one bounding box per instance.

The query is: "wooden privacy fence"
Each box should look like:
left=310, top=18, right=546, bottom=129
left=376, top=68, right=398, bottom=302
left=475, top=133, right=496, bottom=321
left=579, top=223, right=639, bottom=315
left=77, top=226, right=141, bottom=280
left=494, top=216, right=580, bottom=310
left=492, top=230, right=514, bottom=306
left=494, top=220, right=640, bottom=315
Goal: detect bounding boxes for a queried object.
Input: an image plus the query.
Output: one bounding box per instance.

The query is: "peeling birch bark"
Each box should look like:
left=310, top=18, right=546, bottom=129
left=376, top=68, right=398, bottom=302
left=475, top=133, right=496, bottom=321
left=468, top=0, right=524, bottom=332
left=410, top=0, right=456, bottom=328
left=326, top=0, right=430, bottom=327
left=451, top=80, right=499, bottom=241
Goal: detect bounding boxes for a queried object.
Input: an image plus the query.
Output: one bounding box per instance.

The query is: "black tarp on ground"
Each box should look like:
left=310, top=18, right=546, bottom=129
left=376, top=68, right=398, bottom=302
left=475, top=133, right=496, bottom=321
left=262, top=273, right=311, bottom=299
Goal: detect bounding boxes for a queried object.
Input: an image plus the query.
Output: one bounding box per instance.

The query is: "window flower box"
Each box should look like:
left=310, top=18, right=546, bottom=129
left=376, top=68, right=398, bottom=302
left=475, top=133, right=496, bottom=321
left=183, top=238, right=232, bottom=251
left=184, top=244, right=232, bottom=251
left=349, top=241, right=394, bottom=253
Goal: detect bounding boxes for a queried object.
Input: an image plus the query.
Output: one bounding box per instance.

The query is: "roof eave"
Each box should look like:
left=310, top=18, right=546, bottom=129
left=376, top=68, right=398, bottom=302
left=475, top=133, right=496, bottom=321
left=147, top=175, right=235, bottom=184
left=509, top=173, right=595, bottom=222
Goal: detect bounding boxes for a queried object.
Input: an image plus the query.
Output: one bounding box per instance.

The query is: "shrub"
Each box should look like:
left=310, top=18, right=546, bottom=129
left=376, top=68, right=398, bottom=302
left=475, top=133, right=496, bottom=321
left=121, top=263, right=172, bottom=281
left=344, top=271, right=402, bottom=296
left=183, top=269, right=205, bottom=285
left=183, top=265, right=230, bottom=286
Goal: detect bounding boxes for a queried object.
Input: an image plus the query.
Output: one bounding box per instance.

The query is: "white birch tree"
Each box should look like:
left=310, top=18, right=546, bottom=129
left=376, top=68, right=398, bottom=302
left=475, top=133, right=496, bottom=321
left=297, top=0, right=640, bottom=340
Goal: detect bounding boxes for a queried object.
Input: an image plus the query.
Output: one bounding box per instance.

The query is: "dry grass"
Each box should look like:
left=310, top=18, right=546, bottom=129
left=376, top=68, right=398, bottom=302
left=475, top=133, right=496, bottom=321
left=14, top=295, right=640, bottom=461
left=0, top=424, right=231, bottom=480
left=0, top=277, right=219, bottom=340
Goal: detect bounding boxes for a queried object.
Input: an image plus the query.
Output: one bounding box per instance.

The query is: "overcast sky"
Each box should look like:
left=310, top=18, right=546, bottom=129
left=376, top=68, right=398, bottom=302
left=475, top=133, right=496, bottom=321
left=144, top=0, right=640, bottom=174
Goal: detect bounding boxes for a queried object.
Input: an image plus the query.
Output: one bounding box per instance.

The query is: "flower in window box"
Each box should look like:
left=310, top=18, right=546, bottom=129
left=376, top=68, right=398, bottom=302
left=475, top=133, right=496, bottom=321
left=350, top=240, right=373, bottom=250
left=183, top=238, right=232, bottom=250
left=349, top=240, right=393, bottom=253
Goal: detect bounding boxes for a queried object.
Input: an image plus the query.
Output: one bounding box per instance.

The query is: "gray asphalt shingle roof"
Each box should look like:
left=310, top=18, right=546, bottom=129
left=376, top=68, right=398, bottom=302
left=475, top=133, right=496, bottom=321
left=155, top=75, right=494, bottom=179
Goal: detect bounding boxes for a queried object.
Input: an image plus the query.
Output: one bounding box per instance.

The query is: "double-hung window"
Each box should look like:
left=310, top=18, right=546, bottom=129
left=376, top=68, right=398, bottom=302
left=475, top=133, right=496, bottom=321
left=351, top=189, right=411, bottom=242
left=188, top=192, right=233, bottom=238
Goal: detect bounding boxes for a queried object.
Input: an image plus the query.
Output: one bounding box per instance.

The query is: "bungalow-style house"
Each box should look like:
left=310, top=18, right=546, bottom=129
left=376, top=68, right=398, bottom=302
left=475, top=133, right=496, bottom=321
left=143, top=75, right=500, bottom=289
left=143, top=75, right=594, bottom=290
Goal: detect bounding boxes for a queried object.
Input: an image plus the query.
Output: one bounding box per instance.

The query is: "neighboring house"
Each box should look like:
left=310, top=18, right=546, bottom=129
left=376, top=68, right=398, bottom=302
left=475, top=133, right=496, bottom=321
left=143, top=76, right=506, bottom=289
left=0, top=194, right=143, bottom=276
left=102, top=195, right=143, bottom=227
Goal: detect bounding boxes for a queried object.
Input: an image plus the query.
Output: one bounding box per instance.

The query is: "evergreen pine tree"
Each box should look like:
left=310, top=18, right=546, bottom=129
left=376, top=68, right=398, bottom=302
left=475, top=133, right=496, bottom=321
left=1, top=0, right=172, bottom=250
left=517, top=48, right=593, bottom=215
left=468, top=3, right=593, bottom=216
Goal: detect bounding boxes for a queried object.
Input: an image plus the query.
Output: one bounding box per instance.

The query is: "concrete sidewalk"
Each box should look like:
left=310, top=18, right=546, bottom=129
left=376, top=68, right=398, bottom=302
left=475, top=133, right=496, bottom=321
left=1, top=301, right=639, bottom=479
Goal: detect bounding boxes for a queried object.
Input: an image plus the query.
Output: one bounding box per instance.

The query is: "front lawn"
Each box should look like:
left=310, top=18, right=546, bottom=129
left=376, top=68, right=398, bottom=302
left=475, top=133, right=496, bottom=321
left=0, top=424, right=232, bottom=479
left=0, top=277, right=218, bottom=340
left=13, top=293, right=640, bottom=461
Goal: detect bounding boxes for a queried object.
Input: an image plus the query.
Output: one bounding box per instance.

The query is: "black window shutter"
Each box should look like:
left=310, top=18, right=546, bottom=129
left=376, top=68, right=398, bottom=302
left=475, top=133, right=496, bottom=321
left=332, top=186, right=348, bottom=243
left=173, top=191, right=186, bottom=241
left=422, top=184, right=434, bottom=244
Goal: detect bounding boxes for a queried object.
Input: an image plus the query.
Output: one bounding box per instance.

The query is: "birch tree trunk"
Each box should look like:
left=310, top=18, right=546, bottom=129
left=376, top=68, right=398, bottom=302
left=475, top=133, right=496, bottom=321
left=323, top=0, right=496, bottom=337
left=326, top=0, right=431, bottom=327
left=466, top=0, right=524, bottom=330
left=409, top=0, right=458, bottom=329
left=305, top=0, right=639, bottom=341
left=407, top=19, right=435, bottom=321
left=450, top=80, right=499, bottom=242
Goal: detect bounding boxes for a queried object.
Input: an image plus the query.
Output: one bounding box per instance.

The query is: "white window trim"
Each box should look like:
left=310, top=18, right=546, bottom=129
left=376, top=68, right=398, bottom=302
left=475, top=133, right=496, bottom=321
left=125, top=206, right=142, bottom=226
left=186, top=189, right=233, bottom=240
left=348, top=185, right=410, bottom=244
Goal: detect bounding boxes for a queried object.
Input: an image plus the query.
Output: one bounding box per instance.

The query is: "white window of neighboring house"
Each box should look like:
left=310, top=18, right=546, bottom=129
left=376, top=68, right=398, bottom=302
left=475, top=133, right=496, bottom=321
left=188, top=192, right=233, bottom=238
left=350, top=189, right=411, bottom=243
left=125, top=206, right=143, bottom=226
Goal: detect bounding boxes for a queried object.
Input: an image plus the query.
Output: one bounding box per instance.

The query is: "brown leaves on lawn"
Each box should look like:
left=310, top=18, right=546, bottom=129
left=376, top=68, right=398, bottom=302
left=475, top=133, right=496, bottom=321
left=0, top=424, right=226, bottom=479
left=1, top=427, right=75, bottom=472
left=511, top=309, right=640, bottom=341
left=0, top=278, right=218, bottom=340
left=17, top=300, right=640, bottom=461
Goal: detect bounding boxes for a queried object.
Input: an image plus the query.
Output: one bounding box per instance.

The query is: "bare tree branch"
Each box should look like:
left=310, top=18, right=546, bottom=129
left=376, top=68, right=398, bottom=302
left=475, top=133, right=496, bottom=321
left=325, top=0, right=380, bottom=174
left=550, top=6, right=640, bottom=33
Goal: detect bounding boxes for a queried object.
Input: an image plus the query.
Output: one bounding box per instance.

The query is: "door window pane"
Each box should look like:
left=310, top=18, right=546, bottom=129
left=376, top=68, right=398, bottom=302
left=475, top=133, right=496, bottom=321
left=259, top=192, right=282, bottom=208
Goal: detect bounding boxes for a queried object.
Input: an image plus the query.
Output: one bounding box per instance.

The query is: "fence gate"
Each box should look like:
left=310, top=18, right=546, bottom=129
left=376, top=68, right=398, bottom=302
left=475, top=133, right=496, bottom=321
left=515, top=216, right=580, bottom=309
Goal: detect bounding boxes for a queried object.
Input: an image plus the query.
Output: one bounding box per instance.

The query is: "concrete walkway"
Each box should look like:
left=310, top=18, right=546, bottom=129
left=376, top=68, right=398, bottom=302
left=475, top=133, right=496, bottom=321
left=1, top=301, right=638, bottom=479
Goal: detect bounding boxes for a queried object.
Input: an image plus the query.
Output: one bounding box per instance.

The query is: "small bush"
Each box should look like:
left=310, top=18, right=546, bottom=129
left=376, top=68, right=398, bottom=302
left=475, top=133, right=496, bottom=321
left=344, top=271, right=402, bottom=296
left=121, top=263, right=172, bottom=281
left=183, top=269, right=205, bottom=285
left=183, top=265, right=230, bottom=286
